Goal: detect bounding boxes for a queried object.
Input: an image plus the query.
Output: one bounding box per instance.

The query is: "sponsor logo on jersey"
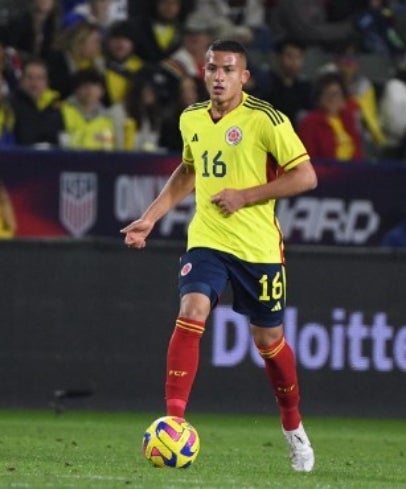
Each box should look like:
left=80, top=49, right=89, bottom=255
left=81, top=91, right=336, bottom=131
left=225, top=126, right=242, bottom=145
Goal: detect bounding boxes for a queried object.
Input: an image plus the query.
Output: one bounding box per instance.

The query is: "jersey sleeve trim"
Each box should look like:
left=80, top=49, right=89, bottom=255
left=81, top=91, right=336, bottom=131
left=283, top=153, right=310, bottom=171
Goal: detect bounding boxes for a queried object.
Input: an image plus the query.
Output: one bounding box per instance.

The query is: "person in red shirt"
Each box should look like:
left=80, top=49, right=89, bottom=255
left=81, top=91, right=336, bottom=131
left=298, top=71, right=365, bottom=161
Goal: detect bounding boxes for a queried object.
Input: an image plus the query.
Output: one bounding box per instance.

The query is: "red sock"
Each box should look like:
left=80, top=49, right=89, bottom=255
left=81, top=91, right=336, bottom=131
left=257, top=337, right=301, bottom=431
left=165, top=317, right=205, bottom=418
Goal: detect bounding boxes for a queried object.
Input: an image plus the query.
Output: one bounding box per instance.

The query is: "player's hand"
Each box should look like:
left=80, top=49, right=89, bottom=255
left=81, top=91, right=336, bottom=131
left=120, top=219, right=154, bottom=249
left=211, top=189, right=246, bottom=215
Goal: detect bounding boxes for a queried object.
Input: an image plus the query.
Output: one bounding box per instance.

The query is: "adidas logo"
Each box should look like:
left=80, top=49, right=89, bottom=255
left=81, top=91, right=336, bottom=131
left=191, top=133, right=199, bottom=142
left=271, top=301, right=282, bottom=312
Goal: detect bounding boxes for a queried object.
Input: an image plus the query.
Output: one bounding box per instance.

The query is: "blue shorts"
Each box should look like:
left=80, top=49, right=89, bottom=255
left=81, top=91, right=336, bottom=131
left=178, top=247, right=286, bottom=327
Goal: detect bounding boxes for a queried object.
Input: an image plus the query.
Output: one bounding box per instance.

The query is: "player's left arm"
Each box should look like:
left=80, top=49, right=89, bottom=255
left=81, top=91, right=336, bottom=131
left=211, top=160, right=317, bottom=215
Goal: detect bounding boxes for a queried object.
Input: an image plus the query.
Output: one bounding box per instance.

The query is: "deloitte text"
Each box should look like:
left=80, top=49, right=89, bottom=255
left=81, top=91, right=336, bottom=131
left=212, top=306, right=406, bottom=372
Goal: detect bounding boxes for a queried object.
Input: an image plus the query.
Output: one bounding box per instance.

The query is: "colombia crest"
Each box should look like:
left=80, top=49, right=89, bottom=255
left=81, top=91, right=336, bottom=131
left=180, top=262, right=193, bottom=276
left=225, top=126, right=243, bottom=145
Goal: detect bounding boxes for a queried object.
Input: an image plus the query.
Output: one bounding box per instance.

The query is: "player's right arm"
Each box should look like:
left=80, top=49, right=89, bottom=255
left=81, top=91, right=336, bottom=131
left=120, top=162, right=195, bottom=249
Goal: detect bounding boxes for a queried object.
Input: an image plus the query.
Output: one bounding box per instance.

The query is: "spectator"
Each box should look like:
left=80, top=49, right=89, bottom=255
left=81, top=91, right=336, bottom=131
left=128, top=0, right=194, bottom=22
left=159, top=75, right=207, bottom=151
left=62, top=0, right=82, bottom=13
left=191, top=0, right=272, bottom=51
left=379, top=55, right=406, bottom=158
left=0, top=39, right=22, bottom=96
left=10, top=58, right=64, bottom=147
left=298, top=72, right=365, bottom=161
left=104, top=20, right=144, bottom=105
left=268, top=0, right=357, bottom=53
left=132, top=0, right=184, bottom=63
left=6, top=0, right=61, bottom=60
left=335, top=48, right=386, bottom=157
left=0, top=74, right=15, bottom=146
left=46, top=21, right=104, bottom=99
left=63, top=0, right=128, bottom=20
left=264, top=38, right=313, bottom=128
left=60, top=68, right=115, bottom=150
left=63, top=0, right=117, bottom=30
left=355, top=0, right=405, bottom=58
left=109, top=0, right=129, bottom=21
left=109, top=75, right=163, bottom=151
left=161, top=13, right=214, bottom=81
left=0, top=180, right=16, bottom=239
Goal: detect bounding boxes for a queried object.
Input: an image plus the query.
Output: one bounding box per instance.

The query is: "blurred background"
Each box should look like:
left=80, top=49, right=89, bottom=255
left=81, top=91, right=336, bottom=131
left=0, top=0, right=405, bottom=418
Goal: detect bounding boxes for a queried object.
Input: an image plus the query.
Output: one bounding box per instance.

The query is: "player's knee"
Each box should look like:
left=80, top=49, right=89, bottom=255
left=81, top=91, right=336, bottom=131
left=179, top=293, right=211, bottom=322
left=251, top=324, right=284, bottom=348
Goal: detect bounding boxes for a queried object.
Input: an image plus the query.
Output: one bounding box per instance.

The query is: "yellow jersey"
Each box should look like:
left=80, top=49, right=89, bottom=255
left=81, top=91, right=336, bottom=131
left=62, top=102, right=115, bottom=150
left=180, top=92, right=309, bottom=263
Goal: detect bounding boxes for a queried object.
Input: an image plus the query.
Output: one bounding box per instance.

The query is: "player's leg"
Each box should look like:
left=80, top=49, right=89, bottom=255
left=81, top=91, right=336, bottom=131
left=165, top=248, right=228, bottom=418
left=229, top=259, right=314, bottom=471
left=250, top=324, right=301, bottom=431
left=251, top=323, right=314, bottom=472
left=166, top=292, right=210, bottom=417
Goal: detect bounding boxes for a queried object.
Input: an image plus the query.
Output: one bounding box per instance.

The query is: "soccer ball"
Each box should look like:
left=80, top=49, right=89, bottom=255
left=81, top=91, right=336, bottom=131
left=142, top=416, right=200, bottom=468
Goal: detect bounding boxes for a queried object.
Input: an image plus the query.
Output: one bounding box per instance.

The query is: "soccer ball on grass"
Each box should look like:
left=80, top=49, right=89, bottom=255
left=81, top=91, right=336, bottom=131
left=142, top=416, right=200, bottom=468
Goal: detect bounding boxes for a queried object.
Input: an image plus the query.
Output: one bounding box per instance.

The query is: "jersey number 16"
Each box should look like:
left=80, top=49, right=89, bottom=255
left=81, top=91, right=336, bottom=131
left=202, top=150, right=227, bottom=177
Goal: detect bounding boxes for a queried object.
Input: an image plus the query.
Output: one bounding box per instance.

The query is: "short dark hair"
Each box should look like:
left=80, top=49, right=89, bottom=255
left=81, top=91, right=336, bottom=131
left=275, top=38, right=306, bottom=54
left=71, top=68, right=105, bottom=91
left=22, top=57, right=49, bottom=75
left=207, top=39, right=248, bottom=61
left=106, top=20, right=134, bottom=42
left=314, top=72, right=348, bottom=101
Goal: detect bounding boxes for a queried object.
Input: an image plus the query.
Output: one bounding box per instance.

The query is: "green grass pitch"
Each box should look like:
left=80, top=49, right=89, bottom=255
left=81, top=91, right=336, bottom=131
left=0, top=410, right=405, bottom=489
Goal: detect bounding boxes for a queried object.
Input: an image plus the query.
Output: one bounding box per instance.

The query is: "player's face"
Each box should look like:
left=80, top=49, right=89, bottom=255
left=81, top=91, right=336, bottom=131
left=204, top=50, right=250, bottom=107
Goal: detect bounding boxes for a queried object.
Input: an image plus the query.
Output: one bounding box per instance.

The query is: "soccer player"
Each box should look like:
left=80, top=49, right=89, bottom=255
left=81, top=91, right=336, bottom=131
left=121, top=39, right=317, bottom=472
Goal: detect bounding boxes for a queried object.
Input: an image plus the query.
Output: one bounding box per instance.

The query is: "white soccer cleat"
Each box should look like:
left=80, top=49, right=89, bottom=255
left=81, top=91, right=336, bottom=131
left=282, top=422, right=315, bottom=472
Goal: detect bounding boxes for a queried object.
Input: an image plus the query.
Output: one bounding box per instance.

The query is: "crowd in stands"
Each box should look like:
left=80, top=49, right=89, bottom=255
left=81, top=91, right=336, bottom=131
left=0, top=0, right=405, bottom=160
